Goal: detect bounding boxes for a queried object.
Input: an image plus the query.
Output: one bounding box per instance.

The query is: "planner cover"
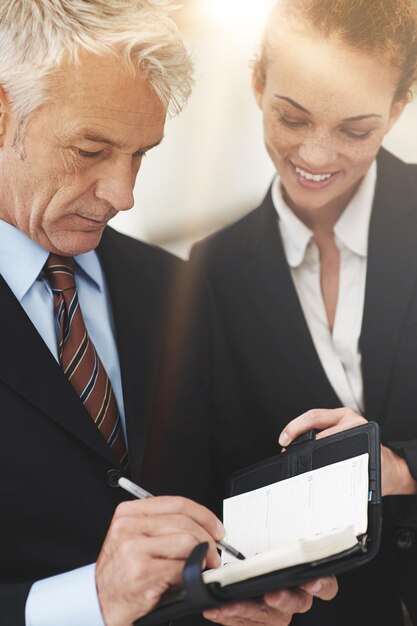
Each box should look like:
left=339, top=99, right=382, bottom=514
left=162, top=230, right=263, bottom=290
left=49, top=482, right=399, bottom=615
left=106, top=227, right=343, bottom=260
left=135, top=422, right=381, bottom=626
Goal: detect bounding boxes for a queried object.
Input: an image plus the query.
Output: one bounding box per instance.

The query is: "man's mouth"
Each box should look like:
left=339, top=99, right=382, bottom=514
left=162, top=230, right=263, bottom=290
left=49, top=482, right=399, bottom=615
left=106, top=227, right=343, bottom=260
left=76, top=211, right=116, bottom=225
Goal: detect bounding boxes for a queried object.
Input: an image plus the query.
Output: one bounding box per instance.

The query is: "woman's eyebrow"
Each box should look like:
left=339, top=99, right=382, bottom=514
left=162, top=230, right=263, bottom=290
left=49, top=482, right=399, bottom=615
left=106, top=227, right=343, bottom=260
left=274, top=96, right=382, bottom=122
left=341, top=114, right=382, bottom=122
left=274, top=95, right=311, bottom=114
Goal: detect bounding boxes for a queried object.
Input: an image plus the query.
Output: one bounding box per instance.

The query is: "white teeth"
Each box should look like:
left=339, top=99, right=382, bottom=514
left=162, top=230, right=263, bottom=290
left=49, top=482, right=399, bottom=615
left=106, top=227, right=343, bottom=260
left=295, top=166, right=332, bottom=182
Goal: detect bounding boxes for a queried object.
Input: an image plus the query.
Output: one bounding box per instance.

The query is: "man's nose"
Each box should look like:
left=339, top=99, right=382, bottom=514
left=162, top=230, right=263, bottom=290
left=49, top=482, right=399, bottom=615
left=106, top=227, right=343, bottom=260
left=297, top=131, right=337, bottom=170
left=94, top=157, right=136, bottom=212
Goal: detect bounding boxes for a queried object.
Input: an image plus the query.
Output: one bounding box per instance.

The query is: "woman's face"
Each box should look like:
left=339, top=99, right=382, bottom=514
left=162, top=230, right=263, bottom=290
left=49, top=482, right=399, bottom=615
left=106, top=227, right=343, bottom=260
left=254, top=28, right=408, bottom=215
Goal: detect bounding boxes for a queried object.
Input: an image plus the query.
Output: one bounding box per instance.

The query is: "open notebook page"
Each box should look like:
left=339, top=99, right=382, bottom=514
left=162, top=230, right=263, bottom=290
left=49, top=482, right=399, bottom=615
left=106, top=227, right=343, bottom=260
left=220, top=452, right=369, bottom=565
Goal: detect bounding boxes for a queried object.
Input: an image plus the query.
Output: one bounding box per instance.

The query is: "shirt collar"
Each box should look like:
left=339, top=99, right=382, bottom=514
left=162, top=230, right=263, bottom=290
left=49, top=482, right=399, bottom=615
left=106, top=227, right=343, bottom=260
left=271, top=179, right=313, bottom=268
left=271, top=160, right=377, bottom=267
left=0, top=219, right=103, bottom=301
left=334, top=160, right=377, bottom=257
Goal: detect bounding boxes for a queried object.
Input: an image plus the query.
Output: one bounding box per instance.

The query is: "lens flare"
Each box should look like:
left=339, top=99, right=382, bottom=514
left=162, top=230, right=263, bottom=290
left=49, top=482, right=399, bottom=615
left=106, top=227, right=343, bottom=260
left=200, top=0, right=274, bottom=41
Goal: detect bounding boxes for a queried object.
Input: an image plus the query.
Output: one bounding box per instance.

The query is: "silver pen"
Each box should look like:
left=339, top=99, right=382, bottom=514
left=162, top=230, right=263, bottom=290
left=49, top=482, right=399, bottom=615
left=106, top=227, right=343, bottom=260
left=118, top=477, right=246, bottom=560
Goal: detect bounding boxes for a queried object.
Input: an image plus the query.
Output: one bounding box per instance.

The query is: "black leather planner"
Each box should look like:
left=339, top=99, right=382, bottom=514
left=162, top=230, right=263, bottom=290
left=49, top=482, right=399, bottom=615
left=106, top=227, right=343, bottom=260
left=135, top=422, right=381, bottom=626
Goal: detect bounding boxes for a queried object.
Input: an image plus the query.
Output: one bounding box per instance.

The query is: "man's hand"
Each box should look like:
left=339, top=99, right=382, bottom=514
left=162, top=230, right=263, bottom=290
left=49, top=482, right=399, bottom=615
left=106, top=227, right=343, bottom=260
left=203, top=576, right=338, bottom=625
left=96, top=496, right=224, bottom=626
left=278, top=407, right=417, bottom=497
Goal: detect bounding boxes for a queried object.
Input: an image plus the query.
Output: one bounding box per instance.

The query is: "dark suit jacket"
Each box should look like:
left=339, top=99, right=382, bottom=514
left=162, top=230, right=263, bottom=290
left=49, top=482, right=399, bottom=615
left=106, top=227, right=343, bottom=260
left=191, top=148, right=417, bottom=625
left=0, top=226, right=215, bottom=626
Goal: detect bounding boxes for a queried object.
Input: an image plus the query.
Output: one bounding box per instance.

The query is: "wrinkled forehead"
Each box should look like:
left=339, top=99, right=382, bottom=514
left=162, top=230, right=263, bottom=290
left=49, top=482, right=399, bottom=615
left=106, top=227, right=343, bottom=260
left=48, top=53, right=164, bottom=126
left=50, top=52, right=156, bottom=109
left=15, top=52, right=166, bottom=155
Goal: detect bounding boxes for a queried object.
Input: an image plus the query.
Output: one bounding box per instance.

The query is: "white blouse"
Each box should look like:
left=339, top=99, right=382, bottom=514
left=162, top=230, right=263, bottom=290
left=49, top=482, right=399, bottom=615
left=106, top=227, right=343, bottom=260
left=271, top=161, right=377, bottom=413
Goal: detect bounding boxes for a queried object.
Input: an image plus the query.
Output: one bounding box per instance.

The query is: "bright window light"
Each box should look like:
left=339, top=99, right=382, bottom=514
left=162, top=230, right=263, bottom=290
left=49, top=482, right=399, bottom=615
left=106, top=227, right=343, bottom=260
left=200, top=0, right=275, bottom=40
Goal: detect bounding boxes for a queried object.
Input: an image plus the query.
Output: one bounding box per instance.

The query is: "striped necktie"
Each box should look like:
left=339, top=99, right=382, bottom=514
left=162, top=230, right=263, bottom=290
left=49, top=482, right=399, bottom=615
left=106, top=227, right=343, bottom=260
left=44, top=254, right=128, bottom=469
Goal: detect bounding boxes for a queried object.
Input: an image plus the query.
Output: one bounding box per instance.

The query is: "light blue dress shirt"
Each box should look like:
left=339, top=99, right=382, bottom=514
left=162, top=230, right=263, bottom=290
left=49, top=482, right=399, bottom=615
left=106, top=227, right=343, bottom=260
left=0, top=219, right=127, bottom=626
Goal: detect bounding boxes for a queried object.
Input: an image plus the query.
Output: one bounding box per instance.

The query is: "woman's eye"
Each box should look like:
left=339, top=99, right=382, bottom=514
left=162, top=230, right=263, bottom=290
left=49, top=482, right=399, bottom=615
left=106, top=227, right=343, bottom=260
left=342, top=129, right=372, bottom=141
left=278, top=115, right=308, bottom=129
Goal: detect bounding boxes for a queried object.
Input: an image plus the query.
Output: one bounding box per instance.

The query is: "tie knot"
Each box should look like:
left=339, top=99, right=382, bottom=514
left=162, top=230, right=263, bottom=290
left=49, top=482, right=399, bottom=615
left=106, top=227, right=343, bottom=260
left=44, top=253, right=76, bottom=292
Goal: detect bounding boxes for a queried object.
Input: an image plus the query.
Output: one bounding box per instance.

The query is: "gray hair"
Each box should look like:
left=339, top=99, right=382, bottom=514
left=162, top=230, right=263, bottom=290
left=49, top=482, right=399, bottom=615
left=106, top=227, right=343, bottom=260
left=0, top=0, right=193, bottom=119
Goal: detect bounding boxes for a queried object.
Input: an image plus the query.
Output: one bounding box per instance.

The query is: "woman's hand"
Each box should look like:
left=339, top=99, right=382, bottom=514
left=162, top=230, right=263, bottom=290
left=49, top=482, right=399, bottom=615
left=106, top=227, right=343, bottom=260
left=278, top=407, right=417, bottom=497
left=278, top=407, right=366, bottom=447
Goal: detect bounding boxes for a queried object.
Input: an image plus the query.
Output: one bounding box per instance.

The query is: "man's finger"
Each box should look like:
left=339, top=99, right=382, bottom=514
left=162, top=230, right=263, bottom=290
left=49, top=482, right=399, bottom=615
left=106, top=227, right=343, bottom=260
left=115, top=496, right=224, bottom=539
left=204, top=593, right=311, bottom=624
left=263, top=587, right=313, bottom=614
left=300, top=576, right=339, bottom=601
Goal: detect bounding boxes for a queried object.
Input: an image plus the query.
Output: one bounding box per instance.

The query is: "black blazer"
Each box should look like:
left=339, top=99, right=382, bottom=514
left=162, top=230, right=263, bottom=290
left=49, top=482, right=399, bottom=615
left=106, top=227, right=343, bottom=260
left=191, top=148, right=417, bottom=626
left=0, top=226, right=214, bottom=626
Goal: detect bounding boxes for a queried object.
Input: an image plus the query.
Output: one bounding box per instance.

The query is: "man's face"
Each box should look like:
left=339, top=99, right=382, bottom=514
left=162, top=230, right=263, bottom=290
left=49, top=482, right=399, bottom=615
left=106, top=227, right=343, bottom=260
left=0, top=52, right=166, bottom=255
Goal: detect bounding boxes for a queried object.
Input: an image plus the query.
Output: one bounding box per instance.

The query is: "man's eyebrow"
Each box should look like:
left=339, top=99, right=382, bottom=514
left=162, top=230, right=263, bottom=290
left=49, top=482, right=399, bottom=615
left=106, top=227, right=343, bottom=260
left=82, top=132, right=164, bottom=152
left=83, top=133, right=117, bottom=146
left=274, top=95, right=382, bottom=122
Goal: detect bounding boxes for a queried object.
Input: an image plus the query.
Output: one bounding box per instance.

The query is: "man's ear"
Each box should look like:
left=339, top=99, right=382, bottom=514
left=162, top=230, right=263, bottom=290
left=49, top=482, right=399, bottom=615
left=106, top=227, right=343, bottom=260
left=252, top=62, right=266, bottom=109
left=0, top=86, right=9, bottom=145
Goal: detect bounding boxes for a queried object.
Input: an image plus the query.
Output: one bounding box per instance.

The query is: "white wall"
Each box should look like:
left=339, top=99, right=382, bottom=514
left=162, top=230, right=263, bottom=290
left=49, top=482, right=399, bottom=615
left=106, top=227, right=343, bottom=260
left=110, top=1, right=417, bottom=258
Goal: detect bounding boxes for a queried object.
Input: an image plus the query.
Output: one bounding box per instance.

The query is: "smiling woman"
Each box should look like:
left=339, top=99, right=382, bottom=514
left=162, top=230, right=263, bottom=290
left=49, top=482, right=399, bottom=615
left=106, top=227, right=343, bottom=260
left=111, top=0, right=417, bottom=257
left=190, top=1, right=417, bottom=625
left=252, top=26, right=407, bottom=240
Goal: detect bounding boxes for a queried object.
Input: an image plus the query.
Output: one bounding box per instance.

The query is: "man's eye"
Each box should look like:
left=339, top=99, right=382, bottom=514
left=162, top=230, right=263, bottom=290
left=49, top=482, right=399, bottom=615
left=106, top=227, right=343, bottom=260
left=77, top=149, right=103, bottom=158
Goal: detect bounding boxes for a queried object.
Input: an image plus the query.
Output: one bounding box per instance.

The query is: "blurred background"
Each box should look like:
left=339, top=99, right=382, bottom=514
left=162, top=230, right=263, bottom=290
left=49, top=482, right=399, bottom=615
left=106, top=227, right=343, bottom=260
left=111, top=0, right=417, bottom=259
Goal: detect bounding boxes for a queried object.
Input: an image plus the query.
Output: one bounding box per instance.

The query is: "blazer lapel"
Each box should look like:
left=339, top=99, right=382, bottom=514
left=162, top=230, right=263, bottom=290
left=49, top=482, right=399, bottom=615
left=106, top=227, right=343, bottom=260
left=361, top=149, right=417, bottom=420
left=0, top=276, right=120, bottom=464
left=241, top=191, right=340, bottom=408
left=98, top=229, right=165, bottom=480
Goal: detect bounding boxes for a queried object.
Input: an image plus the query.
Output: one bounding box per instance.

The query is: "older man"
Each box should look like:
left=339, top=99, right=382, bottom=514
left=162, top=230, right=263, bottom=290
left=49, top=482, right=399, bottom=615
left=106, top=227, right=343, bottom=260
left=0, top=2, right=337, bottom=625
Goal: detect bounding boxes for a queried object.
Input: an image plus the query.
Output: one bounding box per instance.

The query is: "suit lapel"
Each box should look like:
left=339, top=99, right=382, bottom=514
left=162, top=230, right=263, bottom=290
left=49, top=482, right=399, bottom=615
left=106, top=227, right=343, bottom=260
left=361, top=149, right=417, bottom=420
left=241, top=191, right=340, bottom=408
left=0, top=275, right=119, bottom=464
left=98, top=229, right=164, bottom=480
